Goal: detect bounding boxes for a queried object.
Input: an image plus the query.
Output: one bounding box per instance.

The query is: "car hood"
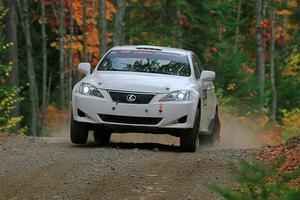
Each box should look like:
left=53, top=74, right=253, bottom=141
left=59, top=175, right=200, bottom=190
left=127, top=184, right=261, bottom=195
left=89, top=71, right=193, bottom=93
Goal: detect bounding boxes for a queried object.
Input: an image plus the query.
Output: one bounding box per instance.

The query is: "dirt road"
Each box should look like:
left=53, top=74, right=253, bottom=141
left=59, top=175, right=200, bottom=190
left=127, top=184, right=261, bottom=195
left=0, top=119, right=261, bottom=200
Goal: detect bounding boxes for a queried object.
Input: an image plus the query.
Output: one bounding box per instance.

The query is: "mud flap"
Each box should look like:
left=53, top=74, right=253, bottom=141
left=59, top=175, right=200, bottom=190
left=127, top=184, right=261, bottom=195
left=216, top=115, right=221, bottom=142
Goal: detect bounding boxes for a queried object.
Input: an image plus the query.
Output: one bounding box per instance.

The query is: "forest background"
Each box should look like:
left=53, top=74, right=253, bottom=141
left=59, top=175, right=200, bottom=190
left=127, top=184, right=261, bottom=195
left=0, top=0, right=299, bottom=143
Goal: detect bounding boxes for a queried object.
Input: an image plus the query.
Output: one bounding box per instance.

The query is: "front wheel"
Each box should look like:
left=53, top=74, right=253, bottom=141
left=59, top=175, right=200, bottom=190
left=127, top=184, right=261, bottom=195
left=180, top=109, right=200, bottom=152
left=70, top=119, right=88, bottom=144
left=94, top=127, right=112, bottom=145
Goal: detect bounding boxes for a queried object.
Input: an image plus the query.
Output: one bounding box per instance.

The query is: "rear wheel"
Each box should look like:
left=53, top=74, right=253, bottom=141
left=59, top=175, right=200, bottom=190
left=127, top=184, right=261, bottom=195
left=70, top=119, right=88, bottom=144
left=94, top=127, right=112, bottom=145
left=180, top=109, right=200, bottom=152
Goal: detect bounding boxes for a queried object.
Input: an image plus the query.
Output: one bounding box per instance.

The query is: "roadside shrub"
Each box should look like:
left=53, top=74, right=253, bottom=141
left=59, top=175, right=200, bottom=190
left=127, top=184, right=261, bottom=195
left=207, top=43, right=258, bottom=111
left=215, top=89, right=239, bottom=118
left=281, top=109, right=300, bottom=140
left=0, top=77, right=23, bottom=133
left=207, top=158, right=300, bottom=200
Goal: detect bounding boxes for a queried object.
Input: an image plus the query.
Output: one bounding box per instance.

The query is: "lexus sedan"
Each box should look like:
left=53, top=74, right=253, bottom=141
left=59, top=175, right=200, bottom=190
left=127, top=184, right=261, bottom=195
left=71, top=45, right=220, bottom=152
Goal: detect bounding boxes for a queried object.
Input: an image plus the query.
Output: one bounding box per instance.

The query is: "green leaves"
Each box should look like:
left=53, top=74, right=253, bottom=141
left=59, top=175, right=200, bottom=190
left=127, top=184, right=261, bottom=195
left=207, top=158, right=300, bottom=200
left=0, top=6, right=23, bottom=134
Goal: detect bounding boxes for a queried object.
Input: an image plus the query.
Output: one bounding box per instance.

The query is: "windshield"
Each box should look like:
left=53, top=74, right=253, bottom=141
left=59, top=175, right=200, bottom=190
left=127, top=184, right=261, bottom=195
left=97, top=50, right=191, bottom=77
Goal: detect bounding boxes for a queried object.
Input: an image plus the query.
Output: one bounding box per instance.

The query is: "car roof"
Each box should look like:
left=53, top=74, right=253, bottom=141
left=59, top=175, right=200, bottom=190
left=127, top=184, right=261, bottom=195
left=110, top=45, right=192, bottom=56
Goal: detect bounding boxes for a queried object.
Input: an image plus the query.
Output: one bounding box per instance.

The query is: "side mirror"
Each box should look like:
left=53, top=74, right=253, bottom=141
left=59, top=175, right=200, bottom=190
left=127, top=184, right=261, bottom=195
left=78, top=63, right=91, bottom=75
left=200, top=70, right=215, bottom=82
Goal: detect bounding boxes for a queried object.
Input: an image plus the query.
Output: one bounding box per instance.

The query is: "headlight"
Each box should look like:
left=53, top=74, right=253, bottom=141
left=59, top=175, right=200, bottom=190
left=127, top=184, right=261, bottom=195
left=159, top=90, right=190, bottom=102
left=79, top=83, right=104, bottom=98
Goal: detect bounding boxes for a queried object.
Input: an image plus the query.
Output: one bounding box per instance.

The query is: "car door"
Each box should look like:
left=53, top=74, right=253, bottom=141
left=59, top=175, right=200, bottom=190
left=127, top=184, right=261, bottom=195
left=195, top=56, right=216, bottom=124
left=191, top=55, right=210, bottom=132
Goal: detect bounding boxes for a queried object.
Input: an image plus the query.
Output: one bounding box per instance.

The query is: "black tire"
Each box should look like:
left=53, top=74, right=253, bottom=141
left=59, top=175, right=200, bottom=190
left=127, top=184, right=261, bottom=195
left=70, top=119, right=88, bottom=144
left=94, top=127, right=112, bottom=145
left=180, top=109, right=200, bottom=152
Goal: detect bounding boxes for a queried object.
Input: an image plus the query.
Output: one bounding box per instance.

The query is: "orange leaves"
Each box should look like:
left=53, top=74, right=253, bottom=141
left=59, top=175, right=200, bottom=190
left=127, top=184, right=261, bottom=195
left=277, top=9, right=293, bottom=16
left=210, top=47, right=218, bottom=53
left=263, top=126, right=282, bottom=145
left=204, top=47, right=218, bottom=61
left=45, top=105, right=69, bottom=126
left=288, top=0, right=298, bottom=7
left=282, top=65, right=299, bottom=77
left=179, top=14, right=189, bottom=27
left=106, top=1, right=116, bottom=18
left=241, top=64, right=254, bottom=74
left=256, top=137, right=300, bottom=173
left=73, top=0, right=115, bottom=26
left=238, top=64, right=255, bottom=83
left=50, top=0, right=116, bottom=63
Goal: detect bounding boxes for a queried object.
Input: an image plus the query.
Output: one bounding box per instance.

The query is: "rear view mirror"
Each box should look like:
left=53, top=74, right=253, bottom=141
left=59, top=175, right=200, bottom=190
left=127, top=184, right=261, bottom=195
left=78, top=63, right=91, bottom=76
left=200, top=70, right=215, bottom=82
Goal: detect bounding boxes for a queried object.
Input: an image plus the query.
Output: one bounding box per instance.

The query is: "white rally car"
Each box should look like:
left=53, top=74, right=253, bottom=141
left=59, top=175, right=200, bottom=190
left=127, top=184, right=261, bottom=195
left=71, top=45, right=220, bottom=152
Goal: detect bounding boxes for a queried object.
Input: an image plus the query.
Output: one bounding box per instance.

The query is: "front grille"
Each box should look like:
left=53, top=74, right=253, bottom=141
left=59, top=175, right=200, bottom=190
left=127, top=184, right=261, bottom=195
left=109, top=91, right=155, bottom=104
left=99, top=114, right=162, bottom=125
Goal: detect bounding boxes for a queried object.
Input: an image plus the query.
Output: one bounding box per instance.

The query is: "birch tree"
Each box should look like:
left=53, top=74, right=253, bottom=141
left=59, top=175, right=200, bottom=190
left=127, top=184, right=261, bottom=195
left=256, top=0, right=265, bottom=110
left=98, top=0, right=107, bottom=57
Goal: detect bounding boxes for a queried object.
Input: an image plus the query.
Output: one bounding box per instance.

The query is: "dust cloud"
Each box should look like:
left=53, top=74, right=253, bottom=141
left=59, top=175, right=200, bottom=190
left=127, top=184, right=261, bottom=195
left=49, top=117, right=263, bottom=150
left=205, top=117, right=263, bottom=150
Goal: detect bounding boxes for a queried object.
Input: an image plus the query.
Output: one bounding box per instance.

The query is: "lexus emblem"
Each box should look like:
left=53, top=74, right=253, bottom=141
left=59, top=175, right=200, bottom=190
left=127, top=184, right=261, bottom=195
left=126, top=94, right=137, bottom=102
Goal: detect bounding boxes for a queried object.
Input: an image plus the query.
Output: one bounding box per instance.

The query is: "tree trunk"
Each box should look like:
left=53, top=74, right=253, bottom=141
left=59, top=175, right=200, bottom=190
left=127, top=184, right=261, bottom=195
left=269, top=1, right=277, bottom=123
left=82, top=0, right=87, bottom=61
left=296, top=0, right=300, bottom=42
left=59, top=0, right=65, bottom=109
left=98, top=0, right=107, bottom=57
left=69, top=0, right=74, bottom=113
left=113, top=0, right=125, bottom=46
left=256, top=0, right=265, bottom=110
left=217, top=0, right=223, bottom=41
left=88, top=0, right=96, bottom=62
left=176, top=3, right=183, bottom=48
left=4, top=0, right=19, bottom=122
left=234, top=0, right=242, bottom=53
left=40, top=0, right=48, bottom=135
left=17, top=0, right=39, bottom=135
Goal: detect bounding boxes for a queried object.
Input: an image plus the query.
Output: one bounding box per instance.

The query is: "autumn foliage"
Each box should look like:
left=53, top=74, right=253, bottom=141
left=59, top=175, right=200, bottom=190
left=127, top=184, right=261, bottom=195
left=44, top=105, right=69, bottom=127
left=49, top=0, right=116, bottom=67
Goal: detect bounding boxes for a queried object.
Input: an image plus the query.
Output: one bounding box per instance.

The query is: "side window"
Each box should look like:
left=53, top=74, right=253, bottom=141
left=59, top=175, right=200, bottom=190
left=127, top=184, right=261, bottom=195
left=192, top=56, right=201, bottom=79
left=195, top=56, right=204, bottom=72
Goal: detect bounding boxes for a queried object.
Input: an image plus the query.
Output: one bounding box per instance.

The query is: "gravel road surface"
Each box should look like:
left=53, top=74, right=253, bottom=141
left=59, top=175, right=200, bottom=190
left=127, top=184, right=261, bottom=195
left=0, top=119, right=261, bottom=200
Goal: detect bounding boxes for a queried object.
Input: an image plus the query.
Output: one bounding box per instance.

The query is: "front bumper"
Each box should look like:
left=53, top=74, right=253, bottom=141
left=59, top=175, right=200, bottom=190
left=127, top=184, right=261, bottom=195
left=72, top=90, right=198, bottom=130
